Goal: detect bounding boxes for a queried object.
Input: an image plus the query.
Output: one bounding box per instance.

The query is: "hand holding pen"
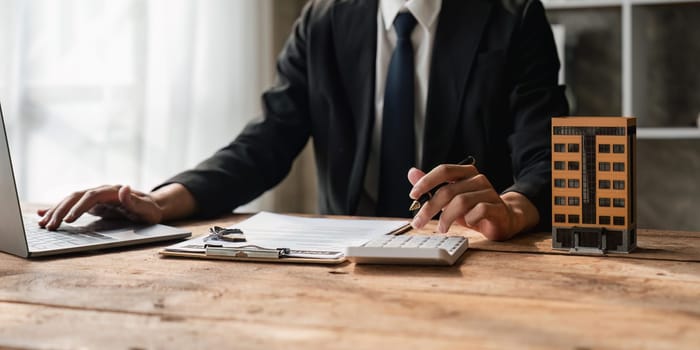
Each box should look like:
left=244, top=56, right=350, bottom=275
left=408, top=156, right=476, bottom=212
left=406, top=156, right=539, bottom=241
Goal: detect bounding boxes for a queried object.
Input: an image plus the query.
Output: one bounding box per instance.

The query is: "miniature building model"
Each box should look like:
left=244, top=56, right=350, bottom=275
left=551, top=117, right=636, bottom=253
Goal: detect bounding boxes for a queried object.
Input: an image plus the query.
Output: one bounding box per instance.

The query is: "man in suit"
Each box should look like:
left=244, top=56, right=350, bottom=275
left=39, top=0, right=568, bottom=241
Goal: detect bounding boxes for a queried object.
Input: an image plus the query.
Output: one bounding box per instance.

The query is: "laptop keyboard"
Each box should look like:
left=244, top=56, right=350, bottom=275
left=24, top=218, right=115, bottom=251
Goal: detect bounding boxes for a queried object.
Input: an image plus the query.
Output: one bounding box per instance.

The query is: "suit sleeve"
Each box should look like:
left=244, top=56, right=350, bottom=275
left=156, top=2, right=315, bottom=218
left=503, top=0, right=569, bottom=230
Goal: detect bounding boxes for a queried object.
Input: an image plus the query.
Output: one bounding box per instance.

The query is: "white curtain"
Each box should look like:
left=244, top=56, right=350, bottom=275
left=0, top=0, right=280, bottom=211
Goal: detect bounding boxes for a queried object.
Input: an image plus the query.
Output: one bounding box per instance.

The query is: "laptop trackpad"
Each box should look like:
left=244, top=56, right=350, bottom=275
left=58, top=216, right=155, bottom=239
left=108, top=227, right=163, bottom=239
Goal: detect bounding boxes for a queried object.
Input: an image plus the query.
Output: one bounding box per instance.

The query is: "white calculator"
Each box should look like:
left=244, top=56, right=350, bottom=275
left=345, top=235, right=469, bottom=266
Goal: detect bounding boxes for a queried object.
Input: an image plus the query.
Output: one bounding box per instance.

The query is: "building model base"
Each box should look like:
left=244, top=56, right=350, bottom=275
left=553, top=227, right=636, bottom=254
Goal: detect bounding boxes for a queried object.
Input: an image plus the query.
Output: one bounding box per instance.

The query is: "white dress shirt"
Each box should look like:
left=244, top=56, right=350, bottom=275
left=359, top=0, right=442, bottom=215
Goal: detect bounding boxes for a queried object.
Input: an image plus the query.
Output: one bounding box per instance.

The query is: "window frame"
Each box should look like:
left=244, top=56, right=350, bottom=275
left=613, top=216, right=625, bottom=226
left=568, top=214, right=580, bottom=224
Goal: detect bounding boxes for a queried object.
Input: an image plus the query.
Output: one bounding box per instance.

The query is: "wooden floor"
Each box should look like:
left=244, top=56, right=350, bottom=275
left=1, top=213, right=699, bottom=349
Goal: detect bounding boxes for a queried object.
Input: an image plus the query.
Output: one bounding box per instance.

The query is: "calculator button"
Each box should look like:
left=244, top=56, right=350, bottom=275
left=439, top=237, right=465, bottom=254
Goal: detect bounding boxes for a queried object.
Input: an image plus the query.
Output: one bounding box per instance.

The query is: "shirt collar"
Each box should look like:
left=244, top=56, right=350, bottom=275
left=380, top=0, right=442, bottom=32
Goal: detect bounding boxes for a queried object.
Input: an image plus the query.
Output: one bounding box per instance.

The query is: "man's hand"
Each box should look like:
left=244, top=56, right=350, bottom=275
left=37, top=185, right=163, bottom=230
left=37, top=183, right=197, bottom=231
left=407, top=164, right=539, bottom=241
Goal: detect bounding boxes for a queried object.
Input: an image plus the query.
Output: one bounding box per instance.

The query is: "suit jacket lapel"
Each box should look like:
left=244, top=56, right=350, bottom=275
left=421, top=0, right=492, bottom=170
left=331, top=0, right=378, bottom=213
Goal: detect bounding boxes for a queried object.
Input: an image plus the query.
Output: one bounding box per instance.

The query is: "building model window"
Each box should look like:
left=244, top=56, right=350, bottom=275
left=568, top=215, right=580, bottom=224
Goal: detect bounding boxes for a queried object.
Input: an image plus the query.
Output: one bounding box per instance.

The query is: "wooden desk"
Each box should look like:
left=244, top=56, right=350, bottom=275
left=0, top=213, right=698, bottom=349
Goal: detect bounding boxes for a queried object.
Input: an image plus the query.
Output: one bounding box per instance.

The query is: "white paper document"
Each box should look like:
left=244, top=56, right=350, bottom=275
left=164, top=212, right=410, bottom=259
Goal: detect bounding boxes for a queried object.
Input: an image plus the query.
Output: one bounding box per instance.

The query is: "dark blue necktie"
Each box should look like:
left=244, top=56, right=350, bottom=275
left=376, top=12, right=417, bottom=218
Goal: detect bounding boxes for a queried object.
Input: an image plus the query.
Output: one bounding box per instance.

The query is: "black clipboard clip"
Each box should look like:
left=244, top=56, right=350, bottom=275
left=205, top=244, right=290, bottom=259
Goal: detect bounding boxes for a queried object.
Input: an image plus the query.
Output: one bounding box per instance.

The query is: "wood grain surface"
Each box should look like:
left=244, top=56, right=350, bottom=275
left=0, top=212, right=698, bottom=349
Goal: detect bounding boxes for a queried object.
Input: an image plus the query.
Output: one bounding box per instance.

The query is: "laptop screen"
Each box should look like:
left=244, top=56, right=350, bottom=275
left=0, top=103, right=31, bottom=257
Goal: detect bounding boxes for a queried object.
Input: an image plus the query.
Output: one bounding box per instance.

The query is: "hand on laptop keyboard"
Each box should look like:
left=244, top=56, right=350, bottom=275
left=38, top=185, right=164, bottom=231
left=38, top=183, right=197, bottom=231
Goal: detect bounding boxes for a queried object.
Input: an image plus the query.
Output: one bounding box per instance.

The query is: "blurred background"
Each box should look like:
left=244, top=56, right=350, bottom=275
left=0, top=0, right=698, bottom=230
left=0, top=0, right=317, bottom=214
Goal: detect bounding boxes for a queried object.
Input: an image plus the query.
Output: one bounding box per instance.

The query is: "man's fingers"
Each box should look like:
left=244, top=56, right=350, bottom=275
left=36, top=184, right=155, bottom=231
left=410, top=164, right=478, bottom=200
left=462, top=202, right=503, bottom=227
left=411, top=174, right=493, bottom=228
left=44, top=192, right=84, bottom=230
left=118, top=185, right=145, bottom=218
left=407, top=167, right=425, bottom=186
left=118, top=185, right=161, bottom=224
left=38, top=207, right=56, bottom=227
left=436, top=190, right=498, bottom=233
left=65, top=185, right=122, bottom=223
left=88, top=204, right=128, bottom=219
left=437, top=189, right=499, bottom=233
left=128, top=188, right=149, bottom=197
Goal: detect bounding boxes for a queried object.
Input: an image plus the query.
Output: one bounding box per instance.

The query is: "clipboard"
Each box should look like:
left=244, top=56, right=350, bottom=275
left=158, top=212, right=411, bottom=265
left=159, top=246, right=347, bottom=264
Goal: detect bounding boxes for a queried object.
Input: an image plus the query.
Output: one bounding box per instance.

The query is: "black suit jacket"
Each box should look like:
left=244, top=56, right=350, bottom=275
left=164, top=0, right=569, bottom=227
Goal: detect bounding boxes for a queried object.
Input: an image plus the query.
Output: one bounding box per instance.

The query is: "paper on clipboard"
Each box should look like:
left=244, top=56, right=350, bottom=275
left=163, top=212, right=410, bottom=260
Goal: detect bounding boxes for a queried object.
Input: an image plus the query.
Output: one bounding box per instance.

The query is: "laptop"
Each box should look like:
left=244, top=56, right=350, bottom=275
left=0, top=103, right=191, bottom=258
